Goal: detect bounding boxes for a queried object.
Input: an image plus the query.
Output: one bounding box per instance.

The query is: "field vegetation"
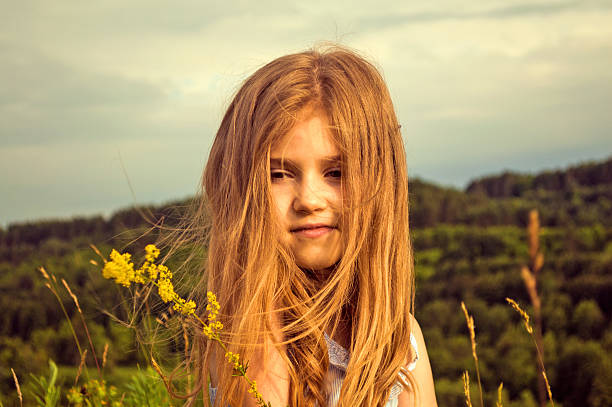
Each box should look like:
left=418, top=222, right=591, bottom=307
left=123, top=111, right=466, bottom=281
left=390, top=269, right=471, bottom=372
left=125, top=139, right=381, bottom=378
left=1, top=157, right=611, bottom=406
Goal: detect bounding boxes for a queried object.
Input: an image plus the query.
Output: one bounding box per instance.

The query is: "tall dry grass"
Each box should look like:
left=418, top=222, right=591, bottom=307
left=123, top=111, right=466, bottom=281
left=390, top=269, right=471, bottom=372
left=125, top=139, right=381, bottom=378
left=461, top=209, right=555, bottom=407
left=522, top=209, right=547, bottom=407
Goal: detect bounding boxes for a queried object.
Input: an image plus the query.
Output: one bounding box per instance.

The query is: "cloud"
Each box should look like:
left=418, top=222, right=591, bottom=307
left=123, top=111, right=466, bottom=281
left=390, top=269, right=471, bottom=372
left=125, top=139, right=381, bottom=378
left=325, top=0, right=612, bottom=34
left=0, top=42, right=174, bottom=146
left=1, top=1, right=612, bottom=224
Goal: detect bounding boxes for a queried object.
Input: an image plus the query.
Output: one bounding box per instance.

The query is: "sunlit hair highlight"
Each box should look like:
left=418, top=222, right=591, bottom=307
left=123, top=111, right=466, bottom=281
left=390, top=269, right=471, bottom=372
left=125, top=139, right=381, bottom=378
left=189, top=45, right=416, bottom=407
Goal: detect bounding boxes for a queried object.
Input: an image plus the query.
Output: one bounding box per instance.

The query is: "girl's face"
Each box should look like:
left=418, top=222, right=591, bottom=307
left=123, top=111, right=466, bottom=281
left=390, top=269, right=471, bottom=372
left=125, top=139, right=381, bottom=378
left=270, top=110, right=344, bottom=273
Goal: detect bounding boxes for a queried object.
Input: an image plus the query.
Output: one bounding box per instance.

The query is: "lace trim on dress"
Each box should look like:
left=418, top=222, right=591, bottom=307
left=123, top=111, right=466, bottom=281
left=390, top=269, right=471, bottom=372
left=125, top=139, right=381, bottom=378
left=323, top=331, right=419, bottom=399
left=324, top=332, right=419, bottom=371
left=324, top=332, right=351, bottom=369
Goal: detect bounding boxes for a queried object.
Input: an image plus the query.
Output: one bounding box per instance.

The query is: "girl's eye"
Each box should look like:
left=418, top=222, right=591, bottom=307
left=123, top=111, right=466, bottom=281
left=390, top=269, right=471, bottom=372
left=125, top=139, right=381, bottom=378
left=326, top=169, right=342, bottom=179
left=270, top=170, right=290, bottom=180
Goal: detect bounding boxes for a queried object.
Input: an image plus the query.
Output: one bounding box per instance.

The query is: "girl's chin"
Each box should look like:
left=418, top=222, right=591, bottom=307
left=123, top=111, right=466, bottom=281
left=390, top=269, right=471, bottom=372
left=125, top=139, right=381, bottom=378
left=285, top=240, right=344, bottom=272
left=295, top=258, right=341, bottom=274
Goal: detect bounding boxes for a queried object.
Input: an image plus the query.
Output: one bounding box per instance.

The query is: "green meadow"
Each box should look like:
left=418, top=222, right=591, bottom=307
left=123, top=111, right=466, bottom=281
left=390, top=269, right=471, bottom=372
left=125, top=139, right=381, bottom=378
left=1, top=157, right=611, bottom=406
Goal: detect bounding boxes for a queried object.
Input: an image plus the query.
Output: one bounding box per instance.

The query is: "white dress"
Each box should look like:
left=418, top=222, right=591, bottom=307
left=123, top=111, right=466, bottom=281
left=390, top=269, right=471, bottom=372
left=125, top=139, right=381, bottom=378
left=209, top=333, right=419, bottom=406
left=323, top=332, right=419, bottom=407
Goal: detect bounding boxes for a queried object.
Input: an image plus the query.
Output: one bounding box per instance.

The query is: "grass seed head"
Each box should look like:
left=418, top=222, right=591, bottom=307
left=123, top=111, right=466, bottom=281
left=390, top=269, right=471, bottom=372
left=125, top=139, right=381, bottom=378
left=496, top=382, right=503, bottom=407
left=462, top=371, right=472, bottom=407
left=506, top=298, right=533, bottom=334
left=461, top=302, right=478, bottom=361
left=11, top=368, right=22, bottom=407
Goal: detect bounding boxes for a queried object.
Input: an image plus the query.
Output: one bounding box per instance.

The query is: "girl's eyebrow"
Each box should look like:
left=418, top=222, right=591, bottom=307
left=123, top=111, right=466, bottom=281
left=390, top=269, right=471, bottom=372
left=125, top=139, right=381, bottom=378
left=321, top=154, right=342, bottom=163
left=269, top=155, right=342, bottom=167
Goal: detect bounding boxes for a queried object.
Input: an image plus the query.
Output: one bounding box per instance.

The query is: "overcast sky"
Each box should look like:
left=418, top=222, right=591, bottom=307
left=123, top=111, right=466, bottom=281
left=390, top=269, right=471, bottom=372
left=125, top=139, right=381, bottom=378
left=2, top=1, right=611, bottom=226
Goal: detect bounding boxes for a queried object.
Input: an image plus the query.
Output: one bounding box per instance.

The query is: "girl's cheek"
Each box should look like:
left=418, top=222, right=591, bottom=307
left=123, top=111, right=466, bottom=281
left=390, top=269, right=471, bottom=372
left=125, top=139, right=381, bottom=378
left=270, top=186, right=293, bottom=220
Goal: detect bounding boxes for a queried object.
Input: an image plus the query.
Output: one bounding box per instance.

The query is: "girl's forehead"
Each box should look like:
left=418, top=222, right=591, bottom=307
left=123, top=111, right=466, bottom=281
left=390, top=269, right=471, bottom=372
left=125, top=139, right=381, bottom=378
left=270, top=113, right=341, bottom=160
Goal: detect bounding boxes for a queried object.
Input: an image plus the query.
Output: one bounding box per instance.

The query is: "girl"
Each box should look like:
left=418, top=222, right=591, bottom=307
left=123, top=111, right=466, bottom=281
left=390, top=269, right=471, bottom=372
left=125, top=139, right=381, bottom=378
left=193, top=45, right=437, bottom=406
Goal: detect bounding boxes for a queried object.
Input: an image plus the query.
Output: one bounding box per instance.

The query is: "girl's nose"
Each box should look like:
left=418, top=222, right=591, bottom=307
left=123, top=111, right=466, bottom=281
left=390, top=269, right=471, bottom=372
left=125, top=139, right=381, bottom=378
left=292, top=176, right=327, bottom=213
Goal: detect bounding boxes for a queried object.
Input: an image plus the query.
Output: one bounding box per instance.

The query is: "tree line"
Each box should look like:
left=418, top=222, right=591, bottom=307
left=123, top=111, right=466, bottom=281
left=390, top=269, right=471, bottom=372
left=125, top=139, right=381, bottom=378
left=1, top=157, right=611, bottom=406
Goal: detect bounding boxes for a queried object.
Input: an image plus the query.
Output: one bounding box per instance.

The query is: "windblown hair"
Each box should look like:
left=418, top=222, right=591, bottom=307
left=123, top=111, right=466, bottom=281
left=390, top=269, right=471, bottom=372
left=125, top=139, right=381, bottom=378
left=191, top=45, right=416, bottom=406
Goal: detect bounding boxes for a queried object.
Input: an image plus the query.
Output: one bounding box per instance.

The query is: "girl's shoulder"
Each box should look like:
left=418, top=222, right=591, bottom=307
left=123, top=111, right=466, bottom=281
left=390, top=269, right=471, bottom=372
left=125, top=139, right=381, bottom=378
left=396, top=315, right=438, bottom=406
left=408, top=314, right=421, bottom=368
left=407, top=329, right=419, bottom=371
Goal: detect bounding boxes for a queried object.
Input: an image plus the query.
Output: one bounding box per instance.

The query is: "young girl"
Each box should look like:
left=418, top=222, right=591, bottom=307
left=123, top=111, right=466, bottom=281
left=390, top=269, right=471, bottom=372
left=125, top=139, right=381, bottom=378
left=194, top=45, right=437, bottom=406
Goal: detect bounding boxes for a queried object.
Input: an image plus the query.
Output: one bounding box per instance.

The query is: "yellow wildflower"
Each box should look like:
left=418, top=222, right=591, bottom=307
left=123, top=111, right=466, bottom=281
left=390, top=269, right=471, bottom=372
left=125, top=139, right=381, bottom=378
left=142, top=262, right=159, bottom=280
left=206, top=291, right=220, bottom=321
left=158, top=278, right=176, bottom=303
left=225, top=351, right=241, bottom=370
left=99, top=246, right=272, bottom=407
left=145, top=244, right=161, bottom=262
left=248, top=380, right=258, bottom=394
left=207, top=291, right=219, bottom=306
left=102, top=250, right=135, bottom=287
left=158, top=264, right=172, bottom=280
left=102, top=261, right=120, bottom=282
left=247, top=379, right=265, bottom=402
left=203, top=325, right=214, bottom=339
left=202, top=319, right=223, bottom=339
left=173, top=298, right=196, bottom=315
left=133, top=266, right=145, bottom=284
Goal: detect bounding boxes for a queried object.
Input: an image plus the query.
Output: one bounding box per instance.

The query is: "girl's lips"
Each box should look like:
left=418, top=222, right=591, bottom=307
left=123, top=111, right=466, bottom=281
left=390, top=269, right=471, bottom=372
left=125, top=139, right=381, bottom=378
left=292, top=226, right=334, bottom=238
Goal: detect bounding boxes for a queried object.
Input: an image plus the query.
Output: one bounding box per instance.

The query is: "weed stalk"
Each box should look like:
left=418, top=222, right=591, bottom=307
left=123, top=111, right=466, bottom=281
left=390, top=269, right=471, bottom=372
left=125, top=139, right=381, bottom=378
left=461, top=302, right=484, bottom=407
left=522, top=210, right=549, bottom=407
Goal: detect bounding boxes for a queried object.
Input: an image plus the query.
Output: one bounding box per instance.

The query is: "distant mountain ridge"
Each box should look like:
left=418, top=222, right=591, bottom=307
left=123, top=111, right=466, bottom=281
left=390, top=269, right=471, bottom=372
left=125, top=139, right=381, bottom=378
left=466, top=156, right=612, bottom=198
left=409, top=156, right=612, bottom=228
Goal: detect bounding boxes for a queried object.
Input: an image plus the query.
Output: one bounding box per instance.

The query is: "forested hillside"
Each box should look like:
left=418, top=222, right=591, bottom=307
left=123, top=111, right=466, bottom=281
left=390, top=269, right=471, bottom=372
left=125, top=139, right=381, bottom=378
left=1, top=157, right=611, bottom=406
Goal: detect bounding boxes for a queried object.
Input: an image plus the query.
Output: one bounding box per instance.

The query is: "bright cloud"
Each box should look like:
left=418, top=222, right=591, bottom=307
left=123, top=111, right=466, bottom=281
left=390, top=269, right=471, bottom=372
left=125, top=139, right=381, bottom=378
left=1, top=1, right=611, bottom=225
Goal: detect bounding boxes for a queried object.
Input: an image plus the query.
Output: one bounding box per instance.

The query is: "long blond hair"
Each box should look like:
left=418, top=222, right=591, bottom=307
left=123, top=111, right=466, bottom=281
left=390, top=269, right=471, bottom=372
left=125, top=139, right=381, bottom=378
left=190, top=45, right=416, bottom=406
